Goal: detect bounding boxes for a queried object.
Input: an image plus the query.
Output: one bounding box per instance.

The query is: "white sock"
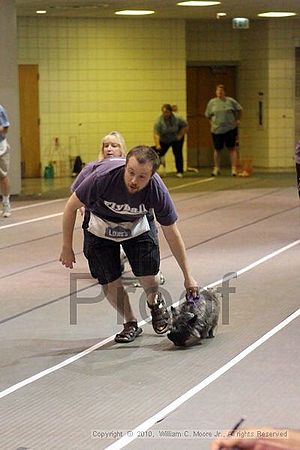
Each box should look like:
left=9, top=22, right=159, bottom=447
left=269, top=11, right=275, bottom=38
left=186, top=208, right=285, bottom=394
left=2, top=195, right=10, bottom=205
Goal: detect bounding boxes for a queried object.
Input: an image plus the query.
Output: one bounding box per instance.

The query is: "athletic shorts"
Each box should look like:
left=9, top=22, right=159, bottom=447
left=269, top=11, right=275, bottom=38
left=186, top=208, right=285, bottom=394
left=0, top=140, right=10, bottom=178
left=83, top=219, right=160, bottom=285
left=212, top=128, right=238, bottom=151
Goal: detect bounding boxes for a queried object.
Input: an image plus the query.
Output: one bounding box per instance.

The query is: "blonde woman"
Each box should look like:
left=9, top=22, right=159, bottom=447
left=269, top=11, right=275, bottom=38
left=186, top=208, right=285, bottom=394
left=98, top=131, right=127, bottom=160
left=72, top=131, right=126, bottom=192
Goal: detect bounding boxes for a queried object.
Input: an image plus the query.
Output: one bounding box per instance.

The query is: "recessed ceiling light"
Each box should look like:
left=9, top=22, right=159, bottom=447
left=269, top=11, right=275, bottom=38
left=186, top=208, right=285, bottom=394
left=36, top=10, right=47, bottom=14
left=115, top=10, right=155, bottom=16
left=216, top=12, right=227, bottom=18
left=258, top=12, right=296, bottom=18
left=177, top=1, right=221, bottom=6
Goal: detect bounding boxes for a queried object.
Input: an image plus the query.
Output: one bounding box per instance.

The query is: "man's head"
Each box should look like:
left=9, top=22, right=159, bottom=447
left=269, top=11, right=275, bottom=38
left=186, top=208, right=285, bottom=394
left=124, top=146, right=160, bottom=194
left=216, top=84, right=226, bottom=99
left=161, top=103, right=173, bottom=120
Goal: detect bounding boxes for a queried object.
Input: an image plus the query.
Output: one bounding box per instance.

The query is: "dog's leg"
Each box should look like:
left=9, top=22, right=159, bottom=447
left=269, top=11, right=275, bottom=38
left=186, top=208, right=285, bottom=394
left=201, top=327, right=209, bottom=339
left=207, top=327, right=216, bottom=338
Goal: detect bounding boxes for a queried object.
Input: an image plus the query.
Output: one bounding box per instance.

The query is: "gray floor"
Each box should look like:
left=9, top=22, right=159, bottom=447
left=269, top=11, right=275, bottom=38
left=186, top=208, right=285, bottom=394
left=0, top=172, right=299, bottom=450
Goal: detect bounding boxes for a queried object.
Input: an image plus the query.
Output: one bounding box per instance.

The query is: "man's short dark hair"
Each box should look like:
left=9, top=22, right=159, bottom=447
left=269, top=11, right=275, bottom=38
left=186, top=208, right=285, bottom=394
left=162, top=103, right=173, bottom=112
left=126, top=145, right=160, bottom=174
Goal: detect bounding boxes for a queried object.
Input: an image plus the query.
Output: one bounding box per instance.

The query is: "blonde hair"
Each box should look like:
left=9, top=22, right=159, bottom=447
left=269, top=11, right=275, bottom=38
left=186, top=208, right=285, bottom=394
left=98, top=131, right=127, bottom=160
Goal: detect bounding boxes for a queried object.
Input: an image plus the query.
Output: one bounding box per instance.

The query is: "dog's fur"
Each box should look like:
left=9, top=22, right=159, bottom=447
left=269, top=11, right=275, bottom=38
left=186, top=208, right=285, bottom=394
left=167, top=288, right=221, bottom=347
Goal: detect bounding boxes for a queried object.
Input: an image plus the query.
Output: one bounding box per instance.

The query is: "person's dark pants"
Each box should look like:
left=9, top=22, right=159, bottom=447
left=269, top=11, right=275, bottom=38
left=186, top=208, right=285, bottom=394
left=159, top=138, right=184, bottom=174
left=296, top=163, right=300, bottom=197
left=212, top=128, right=238, bottom=151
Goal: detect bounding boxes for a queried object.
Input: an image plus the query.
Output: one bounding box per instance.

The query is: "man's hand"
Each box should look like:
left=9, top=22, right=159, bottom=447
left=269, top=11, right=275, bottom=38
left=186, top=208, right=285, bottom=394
left=211, top=429, right=300, bottom=450
left=184, top=275, right=199, bottom=298
left=59, top=246, right=76, bottom=269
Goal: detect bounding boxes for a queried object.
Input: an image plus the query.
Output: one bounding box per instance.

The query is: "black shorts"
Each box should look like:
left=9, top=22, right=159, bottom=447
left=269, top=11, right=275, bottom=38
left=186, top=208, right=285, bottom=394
left=212, top=128, right=238, bottom=151
left=83, top=221, right=160, bottom=285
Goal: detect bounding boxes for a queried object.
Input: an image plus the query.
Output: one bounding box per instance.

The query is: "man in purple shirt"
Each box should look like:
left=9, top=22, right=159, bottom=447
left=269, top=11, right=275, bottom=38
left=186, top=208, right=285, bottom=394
left=60, top=146, right=198, bottom=343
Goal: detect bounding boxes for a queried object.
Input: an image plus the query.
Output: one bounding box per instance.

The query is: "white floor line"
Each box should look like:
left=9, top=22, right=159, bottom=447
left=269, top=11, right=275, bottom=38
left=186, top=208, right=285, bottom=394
left=0, top=238, right=299, bottom=403
left=105, top=308, right=300, bottom=450
left=169, top=177, right=214, bottom=191
left=0, top=212, right=63, bottom=230
left=170, top=239, right=300, bottom=309
left=0, top=336, right=115, bottom=400
left=12, top=198, right=66, bottom=211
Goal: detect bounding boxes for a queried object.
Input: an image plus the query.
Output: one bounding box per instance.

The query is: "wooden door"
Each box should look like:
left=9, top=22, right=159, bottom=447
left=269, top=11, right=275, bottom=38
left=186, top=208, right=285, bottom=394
left=18, top=64, right=41, bottom=177
left=186, top=66, right=237, bottom=168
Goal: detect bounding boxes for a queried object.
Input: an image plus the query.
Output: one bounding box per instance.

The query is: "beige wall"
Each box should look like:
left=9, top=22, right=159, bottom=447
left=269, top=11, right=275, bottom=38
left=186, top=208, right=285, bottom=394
left=186, top=21, right=240, bottom=63
left=17, top=17, right=186, bottom=174
left=239, top=22, right=269, bottom=167
left=267, top=20, right=296, bottom=169
left=17, top=16, right=300, bottom=172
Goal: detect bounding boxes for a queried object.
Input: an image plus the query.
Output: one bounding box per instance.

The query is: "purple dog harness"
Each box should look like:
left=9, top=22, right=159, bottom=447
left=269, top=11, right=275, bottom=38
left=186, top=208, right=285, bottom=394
left=186, top=292, right=204, bottom=305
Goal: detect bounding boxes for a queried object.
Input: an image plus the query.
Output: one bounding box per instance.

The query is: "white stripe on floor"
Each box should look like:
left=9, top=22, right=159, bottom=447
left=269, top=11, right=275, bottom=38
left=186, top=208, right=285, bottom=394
left=169, top=177, right=214, bottom=191
left=12, top=198, right=66, bottom=211
left=0, top=239, right=299, bottom=402
left=0, top=213, right=63, bottom=230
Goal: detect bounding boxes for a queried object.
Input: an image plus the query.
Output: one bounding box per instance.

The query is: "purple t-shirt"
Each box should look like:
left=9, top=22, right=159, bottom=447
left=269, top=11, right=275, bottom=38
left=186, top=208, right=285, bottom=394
left=71, top=158, right=125, bottom=192
left=74, top=158, right=178, bottom=226
left=295, top=141, right=300, bottom=164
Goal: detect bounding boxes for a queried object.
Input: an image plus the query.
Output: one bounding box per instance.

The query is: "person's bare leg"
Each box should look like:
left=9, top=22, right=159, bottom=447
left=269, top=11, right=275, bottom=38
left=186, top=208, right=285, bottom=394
left=213, top=149, right=221, bottom=170
left=1, top=176, right=11, bottom=217
left=137, top=274, right=160, bottom=305
left=229, top=148, right=238, bottom=175
left=103, top=277, right=136, bottom=323
left=138, top=273, right=170, bottom=334
left=0, top=176, right=10, bottom=197
left=212, top=150, right=221, bottom=176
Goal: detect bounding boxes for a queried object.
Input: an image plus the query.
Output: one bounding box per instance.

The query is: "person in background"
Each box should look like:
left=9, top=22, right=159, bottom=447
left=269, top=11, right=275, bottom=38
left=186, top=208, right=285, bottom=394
left=154, top=103, right=188, bottom=178
left=98, top=131, right=127, bottom=160
left=295, top=141, right=300, bottom=198
left=74, top=131, right=126, bottom=188
left=0, top=104, right=11, bottom=218
left=205, top=84, right=242, bottom=177
left=211, top=427, right=300, bottom=450
left=60, top=146, right=198, bottom=343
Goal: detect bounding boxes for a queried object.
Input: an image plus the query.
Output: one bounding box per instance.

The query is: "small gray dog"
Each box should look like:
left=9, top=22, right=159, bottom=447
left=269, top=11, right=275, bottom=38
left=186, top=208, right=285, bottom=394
left=167, top=288, right=221, bottom=347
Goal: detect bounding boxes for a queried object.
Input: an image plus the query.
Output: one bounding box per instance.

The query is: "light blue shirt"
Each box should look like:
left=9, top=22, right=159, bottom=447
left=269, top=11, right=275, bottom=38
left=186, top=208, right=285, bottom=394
left=154, top=113, right=187, bottom=144
left=0, top=104, right=10, bottom=143
left=205, top=97, right=242, bottom=134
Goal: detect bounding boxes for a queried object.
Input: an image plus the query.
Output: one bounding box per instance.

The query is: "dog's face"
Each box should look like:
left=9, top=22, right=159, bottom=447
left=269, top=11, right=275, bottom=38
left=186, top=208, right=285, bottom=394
left=167, top=307, right=201, bottom=347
